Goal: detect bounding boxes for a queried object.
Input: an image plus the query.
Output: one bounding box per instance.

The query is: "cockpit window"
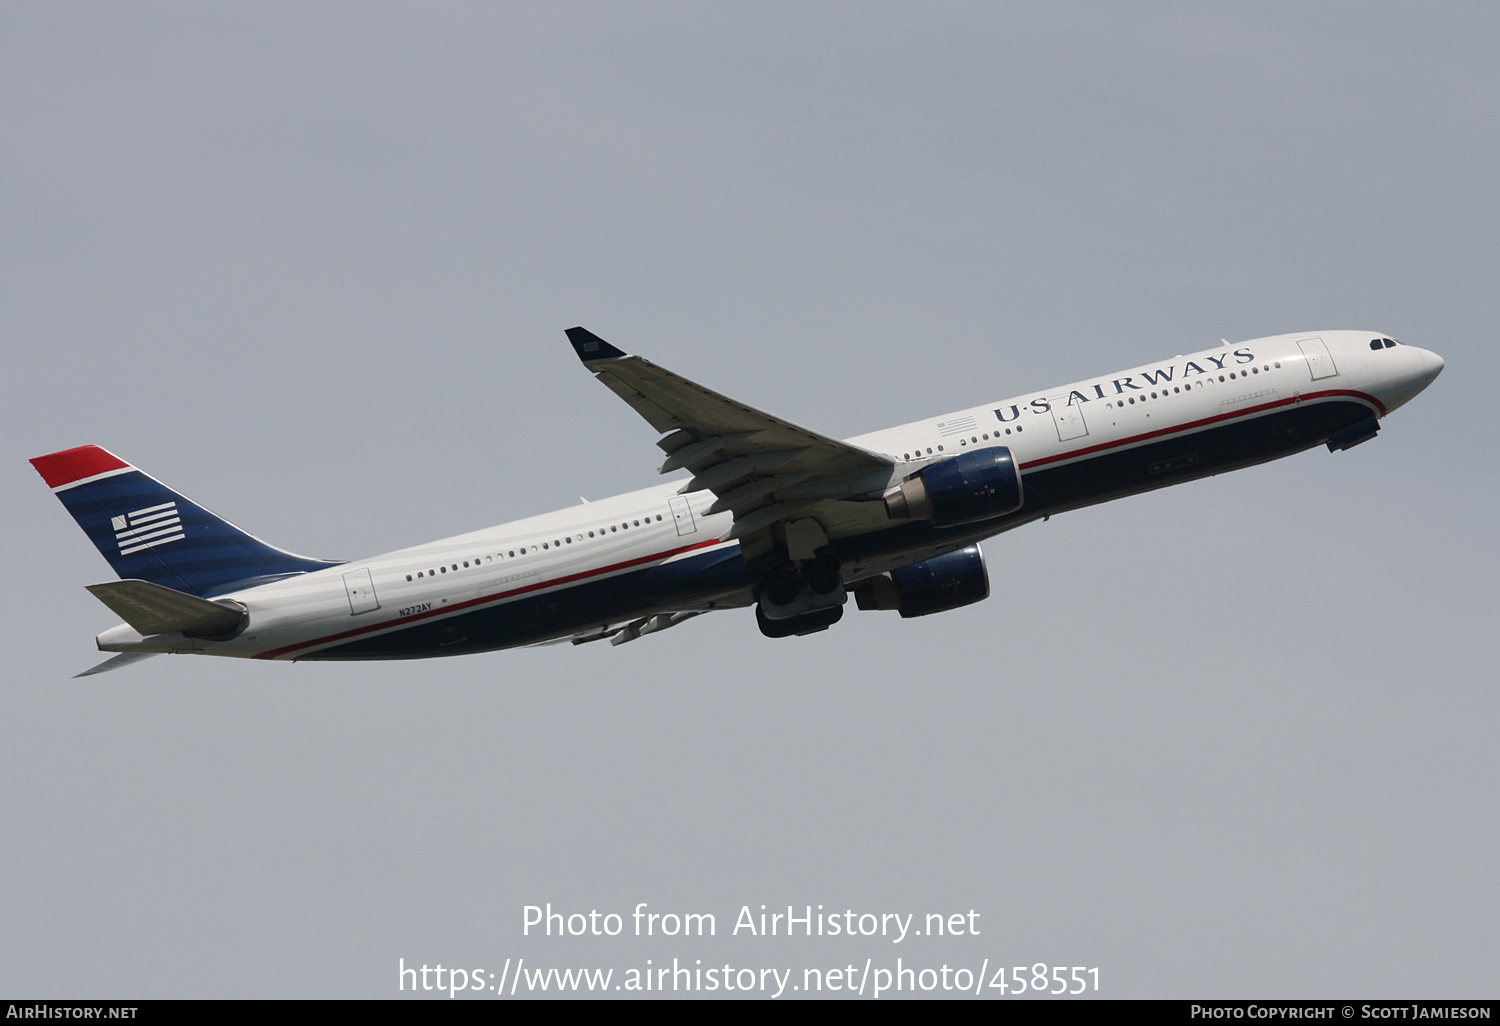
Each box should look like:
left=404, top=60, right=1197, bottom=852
left=1384, top=338, right=1397, bottom=348
left=1370, top=339, right=1383, bottom=350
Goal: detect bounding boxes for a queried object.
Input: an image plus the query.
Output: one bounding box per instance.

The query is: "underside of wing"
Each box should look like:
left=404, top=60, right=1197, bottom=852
left=566, top=328, right=898, bottom=559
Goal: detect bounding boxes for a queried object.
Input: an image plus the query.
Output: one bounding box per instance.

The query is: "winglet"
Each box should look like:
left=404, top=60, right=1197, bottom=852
left=566, top=326, right=628, bottom=364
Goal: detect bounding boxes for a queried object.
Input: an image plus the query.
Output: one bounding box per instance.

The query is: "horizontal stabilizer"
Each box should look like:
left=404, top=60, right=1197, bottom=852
left=75, top=651, right=160, bottom=678
left=85, top=579, right=247, bottom=638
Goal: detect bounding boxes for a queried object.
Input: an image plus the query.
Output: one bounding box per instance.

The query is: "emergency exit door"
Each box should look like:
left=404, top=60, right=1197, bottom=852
left=669, top=495, right=697, bottom=536
left=1050, top=398, right=1089, bottom=442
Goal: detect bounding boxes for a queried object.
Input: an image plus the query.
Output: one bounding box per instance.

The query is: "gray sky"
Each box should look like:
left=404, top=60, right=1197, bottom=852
left=3, top=1, right=1496, bottom=999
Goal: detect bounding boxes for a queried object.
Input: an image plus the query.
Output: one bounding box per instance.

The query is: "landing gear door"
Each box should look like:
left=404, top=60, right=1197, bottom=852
left=1050, top=397, right=1089, bottom=442
left=342, top=567, right=379, bottom=615
left=1297, top=337, right=1339, bottom=380
left=669, top=495, right=697, bottom=536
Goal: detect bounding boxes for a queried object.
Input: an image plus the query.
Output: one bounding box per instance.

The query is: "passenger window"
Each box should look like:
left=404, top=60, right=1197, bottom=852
left=407, top=574, right=413, bottom=581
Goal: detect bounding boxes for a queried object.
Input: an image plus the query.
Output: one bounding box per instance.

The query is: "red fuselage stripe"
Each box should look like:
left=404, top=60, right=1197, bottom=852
left=254, top=538, right=726, bottom=659
left=1017, top=388, right=1384, bottom=470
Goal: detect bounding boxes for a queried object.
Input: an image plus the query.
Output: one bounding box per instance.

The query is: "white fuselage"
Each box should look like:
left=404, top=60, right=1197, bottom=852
left=95, top=330, right=1442, bottom=661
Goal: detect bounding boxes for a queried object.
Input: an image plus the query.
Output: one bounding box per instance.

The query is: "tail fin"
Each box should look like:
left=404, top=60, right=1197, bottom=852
left=31, top=445, right=342, bottom=596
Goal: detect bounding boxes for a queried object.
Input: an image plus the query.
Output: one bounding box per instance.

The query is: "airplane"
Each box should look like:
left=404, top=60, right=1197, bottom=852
left=32, top=328, right=1442, bottom=676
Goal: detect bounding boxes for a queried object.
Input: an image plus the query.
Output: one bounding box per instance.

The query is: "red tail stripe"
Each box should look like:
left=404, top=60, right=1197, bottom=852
left=29, top=445, right=131, bottom=489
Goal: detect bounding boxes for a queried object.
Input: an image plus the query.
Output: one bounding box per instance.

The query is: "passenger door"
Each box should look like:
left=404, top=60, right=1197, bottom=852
left=1297, top=337, right=1339, bottom=380
left=342, top=567, right=380, bottom=615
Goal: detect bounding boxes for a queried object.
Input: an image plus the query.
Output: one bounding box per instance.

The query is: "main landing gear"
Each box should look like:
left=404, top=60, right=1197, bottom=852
left=755, top=555, right=847, bottom=638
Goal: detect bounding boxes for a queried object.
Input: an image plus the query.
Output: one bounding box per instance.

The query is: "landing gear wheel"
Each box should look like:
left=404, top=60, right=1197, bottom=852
left=807, top=557, right=841, bottom=596
left=763, top=572, right=800, bottom=607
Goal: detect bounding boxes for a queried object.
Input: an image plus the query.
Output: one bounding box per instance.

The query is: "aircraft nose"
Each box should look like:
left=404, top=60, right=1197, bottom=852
left=1371, top=341, right=1444, bottom=413
left=1422, top=348, right=1445, bottom=384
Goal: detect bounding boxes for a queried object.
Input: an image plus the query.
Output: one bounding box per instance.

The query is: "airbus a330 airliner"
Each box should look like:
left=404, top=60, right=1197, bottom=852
left=33, top=328, right=1442, bottom=675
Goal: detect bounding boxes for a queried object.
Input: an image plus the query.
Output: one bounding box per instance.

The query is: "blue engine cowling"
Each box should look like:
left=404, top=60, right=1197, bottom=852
left=882, top=448, right=1023, bottom=527
left=853, top=544, right=990, bottom=618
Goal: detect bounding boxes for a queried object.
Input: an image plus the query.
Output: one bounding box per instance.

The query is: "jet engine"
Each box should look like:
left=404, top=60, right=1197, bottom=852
left=882, top=448, right=1023, bottom=526
left=853, top=545, right=990, bottom=618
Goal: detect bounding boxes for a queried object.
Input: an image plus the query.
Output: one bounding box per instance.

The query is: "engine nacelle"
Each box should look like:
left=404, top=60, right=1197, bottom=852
left=854, top=545, right=990, bottom=618
left=882, top=448, right=1023, bottom=526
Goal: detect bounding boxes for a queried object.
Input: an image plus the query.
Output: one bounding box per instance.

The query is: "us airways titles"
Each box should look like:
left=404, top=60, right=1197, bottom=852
left=993, top=347, right=1259, bottom=421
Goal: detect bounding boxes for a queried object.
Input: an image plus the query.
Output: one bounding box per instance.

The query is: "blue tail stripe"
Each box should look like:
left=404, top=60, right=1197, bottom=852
left=55, top=470, right=341, bottom=596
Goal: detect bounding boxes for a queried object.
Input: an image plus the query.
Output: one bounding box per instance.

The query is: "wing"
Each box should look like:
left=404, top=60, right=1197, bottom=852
left=566, top=328, right=898, bottom=558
